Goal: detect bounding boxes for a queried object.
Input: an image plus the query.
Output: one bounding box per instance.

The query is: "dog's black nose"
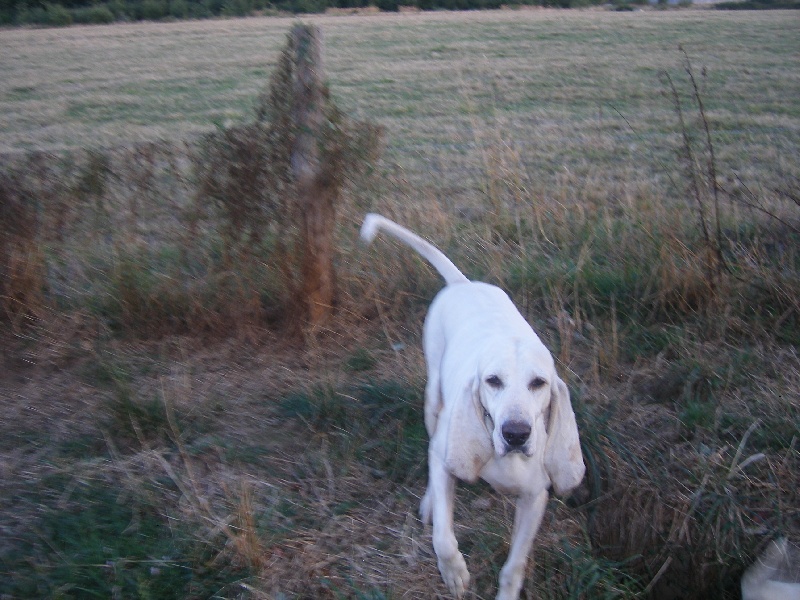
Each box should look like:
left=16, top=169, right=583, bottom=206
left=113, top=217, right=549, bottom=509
left=502, top=421, right=531, bottom=449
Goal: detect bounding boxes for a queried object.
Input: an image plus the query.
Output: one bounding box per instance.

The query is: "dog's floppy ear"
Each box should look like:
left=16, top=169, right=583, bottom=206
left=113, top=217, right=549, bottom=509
left=443, top=376, right=493, bottom=483
left=544, top=376, right=585, bottom=496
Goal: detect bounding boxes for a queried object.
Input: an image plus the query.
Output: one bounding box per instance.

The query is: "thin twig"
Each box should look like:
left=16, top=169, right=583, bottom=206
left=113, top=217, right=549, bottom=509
left=664, top=69, right=716, bottom=290
left=681, top=47, right=728, bottom=276
left=723, top=174, right=800, bottom=235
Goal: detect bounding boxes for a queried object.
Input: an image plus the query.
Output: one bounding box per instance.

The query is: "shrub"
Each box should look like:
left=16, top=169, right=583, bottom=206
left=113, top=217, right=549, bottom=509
left=168, top=0, right=189, bottom=17
left=15, top=1, right=73, bottom=25
left=201, top=0, right=226, bottom=13
left=44, top=1, right=73, bottom=24
left=186, top=0, right=211, bottom=15
left=0, top=6, right=15, bottom=23
left=196, top=26, right=381, bottom=328
left=221, top=0, right=252, bottom=15
left=72, top=3, right=116, bottom=23
left=140, top=0, right=168, bottom=19
left=107, top=0, right=128, bottom=17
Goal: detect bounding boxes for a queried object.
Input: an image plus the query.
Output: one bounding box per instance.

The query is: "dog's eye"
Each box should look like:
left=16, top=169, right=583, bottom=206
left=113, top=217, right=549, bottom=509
left=529, top=377, right=546, bottom=391
left=486, top=375, right=503, bottom=388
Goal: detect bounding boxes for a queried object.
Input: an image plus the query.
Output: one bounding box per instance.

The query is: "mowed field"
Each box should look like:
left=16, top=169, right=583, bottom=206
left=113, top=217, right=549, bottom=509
left=2, top=10, right=798, bottom=175
left=1, top=9, right=799, bottom=600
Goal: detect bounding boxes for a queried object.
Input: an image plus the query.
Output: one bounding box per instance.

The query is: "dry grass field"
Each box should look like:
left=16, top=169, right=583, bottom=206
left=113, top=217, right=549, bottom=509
left=1, top=8, right=799, bottom=600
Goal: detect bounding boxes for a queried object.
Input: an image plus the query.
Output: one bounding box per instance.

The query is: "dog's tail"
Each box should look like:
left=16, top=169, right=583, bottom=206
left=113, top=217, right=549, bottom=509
left=360, top=213, right=469, bottom=286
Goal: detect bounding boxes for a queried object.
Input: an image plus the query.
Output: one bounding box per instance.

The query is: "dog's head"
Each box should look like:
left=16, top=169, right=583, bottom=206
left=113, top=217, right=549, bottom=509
left=446, top=335, right=585, bottom=495
left=476, top=338, right=554, bottom=459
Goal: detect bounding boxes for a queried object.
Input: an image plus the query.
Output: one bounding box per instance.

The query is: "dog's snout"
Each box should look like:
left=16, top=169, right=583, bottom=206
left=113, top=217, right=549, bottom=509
left=501, top=421, right=531, bottom=449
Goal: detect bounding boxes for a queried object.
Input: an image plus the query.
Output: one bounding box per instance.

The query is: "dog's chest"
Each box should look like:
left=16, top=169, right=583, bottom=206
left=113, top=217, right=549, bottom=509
left=479, top=452, right=549, bottom=496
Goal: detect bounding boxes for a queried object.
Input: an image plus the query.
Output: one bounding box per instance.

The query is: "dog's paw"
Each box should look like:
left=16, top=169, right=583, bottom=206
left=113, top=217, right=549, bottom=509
left=438, top=552, right=470, bottom=598
left=496, top=563, right=524, bottom=600
left=495, top=586, right=522, bottom=600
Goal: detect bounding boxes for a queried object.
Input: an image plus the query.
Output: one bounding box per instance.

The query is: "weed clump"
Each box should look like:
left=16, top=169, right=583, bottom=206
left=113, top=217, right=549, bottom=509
left=197, top=24, right=381, bottom=328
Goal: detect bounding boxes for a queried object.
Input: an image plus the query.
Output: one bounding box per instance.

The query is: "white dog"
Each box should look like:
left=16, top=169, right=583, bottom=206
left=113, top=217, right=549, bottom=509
left=741, top=538, right=800, bottom=600
left=361, top=214, right=585, bottom=600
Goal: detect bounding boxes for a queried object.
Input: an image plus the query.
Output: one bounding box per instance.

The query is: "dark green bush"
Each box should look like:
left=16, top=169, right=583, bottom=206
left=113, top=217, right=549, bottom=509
left=72, top=3, right=115, bottom=22
left=0, top=7, right=15, bottom=23
left=45, top=0, right=73, bottom=22
left=168, top=0, right=189, bottom=17
left=221, top=0, right=251, bottom=16
left=140, top=0, right=168, bottom=18
left=16, top=1, right=73, bottom=25
left=106, top=0, right=127, bottom=16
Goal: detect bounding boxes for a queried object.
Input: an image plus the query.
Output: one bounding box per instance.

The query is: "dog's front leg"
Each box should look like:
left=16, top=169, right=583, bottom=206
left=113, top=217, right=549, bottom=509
left=428, top=452, right=470, bottom=598
left=496, top=489, right=548, bottom=600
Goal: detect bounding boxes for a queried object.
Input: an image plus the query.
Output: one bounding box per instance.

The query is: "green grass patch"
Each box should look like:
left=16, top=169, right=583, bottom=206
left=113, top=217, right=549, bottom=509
left=539, top=539, right=646, bottom=599
left=0, top=478, right=247, bottom=599
left=279, top=380, right=428, bottom=484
